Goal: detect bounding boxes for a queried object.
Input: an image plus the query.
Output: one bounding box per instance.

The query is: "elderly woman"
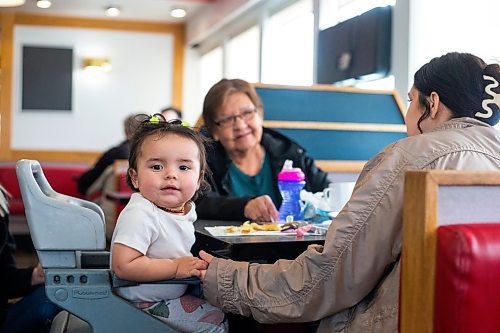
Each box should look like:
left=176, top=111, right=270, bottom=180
left=196, top=79, right=329, bottom=222
left=199, top=52, right=500, bottom=332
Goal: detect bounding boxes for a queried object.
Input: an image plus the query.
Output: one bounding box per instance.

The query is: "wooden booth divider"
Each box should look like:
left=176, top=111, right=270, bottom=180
left=400, top=170, right=500, bottom=332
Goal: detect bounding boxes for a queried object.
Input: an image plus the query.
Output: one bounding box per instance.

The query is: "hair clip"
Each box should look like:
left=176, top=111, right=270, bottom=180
left=149, top=115, right=161, bottom=124
left=476, top=75, right=500, bottom=120
left=165, top=119, right=191, bottom=127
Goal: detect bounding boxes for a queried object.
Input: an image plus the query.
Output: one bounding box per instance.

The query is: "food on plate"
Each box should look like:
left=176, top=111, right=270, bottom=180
left=241, top=223, right=253, bottom=234
left=250, top=222, right=281, bottom=231
left=223, top=221, right=281, bottom=234
left=223, top=226, right=240, bottom=234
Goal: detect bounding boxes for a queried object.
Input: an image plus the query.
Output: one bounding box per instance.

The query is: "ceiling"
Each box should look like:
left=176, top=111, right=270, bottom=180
left=0, top=0, right=212, bottom=23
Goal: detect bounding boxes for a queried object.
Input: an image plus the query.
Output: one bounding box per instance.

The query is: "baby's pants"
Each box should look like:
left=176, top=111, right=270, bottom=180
left=134, top=294, right=228, bottom=333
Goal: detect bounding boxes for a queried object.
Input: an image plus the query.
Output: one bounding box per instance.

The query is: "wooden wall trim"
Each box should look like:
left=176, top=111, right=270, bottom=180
left=315, top=160, right=365, bottom=172
left=426, top=170, right=500, bottom=185
left=0, top=13, right=15, bottom=160
left=171, top=22, right=185, bottom=109
left=0, top=13, right=184, bottom=162
left=8, top=149, right=101, bottom=165
left=14, top=14, right=182, bottom=33
left=263, top=120, right=406, bottom=133
left=255, top=82, right=398, bottom=95
left=392, top=88, right=407, bottom=118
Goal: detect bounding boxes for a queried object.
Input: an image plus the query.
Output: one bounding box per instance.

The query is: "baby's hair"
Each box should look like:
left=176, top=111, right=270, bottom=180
left=127, top=113, right=211, bottom=201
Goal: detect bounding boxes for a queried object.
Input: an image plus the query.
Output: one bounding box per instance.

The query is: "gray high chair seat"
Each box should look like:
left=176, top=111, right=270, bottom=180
left=16, top=159, right=199, bottom=333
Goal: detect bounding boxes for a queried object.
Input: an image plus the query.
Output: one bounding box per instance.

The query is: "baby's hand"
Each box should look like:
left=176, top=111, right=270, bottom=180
left=173, top=256, right=208, bottom=278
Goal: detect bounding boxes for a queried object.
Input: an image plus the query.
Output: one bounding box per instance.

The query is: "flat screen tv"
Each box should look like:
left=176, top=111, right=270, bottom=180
left=316, top=6, right=392, bottom=84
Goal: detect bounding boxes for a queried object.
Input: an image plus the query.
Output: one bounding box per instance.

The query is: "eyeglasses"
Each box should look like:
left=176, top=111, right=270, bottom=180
left=214, top=108, right=258, bottom=127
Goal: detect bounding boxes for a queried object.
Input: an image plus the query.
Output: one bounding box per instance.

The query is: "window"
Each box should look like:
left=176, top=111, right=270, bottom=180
left=318, top=0, right=396, bottom=90
left=261, top=0, right=314, bottom=86
left=226, top=25, right=260, bottom=83
left=354, top=75, right=395, bottom=90
left=200, top=46, right=223, bottom=99
left=319, top=0, right=396, bottom=30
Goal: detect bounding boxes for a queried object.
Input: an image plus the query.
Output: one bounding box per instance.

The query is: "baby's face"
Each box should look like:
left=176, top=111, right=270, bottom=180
left=130, top=133, right=200, bottom=211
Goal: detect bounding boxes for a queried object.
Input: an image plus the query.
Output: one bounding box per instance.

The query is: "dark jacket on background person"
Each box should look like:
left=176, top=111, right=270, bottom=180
left=0, top=185, right=60, bottom=333
left=77, top=140, right=129, bottom=195
left=0, top=202, right=35, bottom=325
left=195, top=127, right=330, bottom=221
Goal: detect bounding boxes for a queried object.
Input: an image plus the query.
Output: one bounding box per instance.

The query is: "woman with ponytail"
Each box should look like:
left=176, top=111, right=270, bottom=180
left=198, top=52, right=500, bottom=332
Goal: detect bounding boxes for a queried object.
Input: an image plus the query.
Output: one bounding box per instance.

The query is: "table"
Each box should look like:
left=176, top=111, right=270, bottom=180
left=192, top=220, right=326, bottom=263
left=193, top=220, right=324, bottom=332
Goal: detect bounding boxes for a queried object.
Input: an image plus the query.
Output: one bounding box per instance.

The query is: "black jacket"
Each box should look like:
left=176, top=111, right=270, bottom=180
left=77, top=140, right=130, bottom=195
left=0, top=214, right=35, bottom=325
left=195, top=128, right=329, bottom=221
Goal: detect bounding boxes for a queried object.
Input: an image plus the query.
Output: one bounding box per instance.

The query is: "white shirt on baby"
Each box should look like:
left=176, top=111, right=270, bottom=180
left=111, top=192, right=197, bottom=302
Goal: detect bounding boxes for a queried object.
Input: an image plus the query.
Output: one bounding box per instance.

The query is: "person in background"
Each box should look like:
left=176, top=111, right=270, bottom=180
left=77, top=113, right=141, bottom=195
left=160, top=106, right=182, bottom=122
left=78, top=113, right=147, bottom=239
left=195, top=79, right=330, bottom=222
left=111, top=114, right=227, bottom=332
left=198, top=52, right=500, bottom=332
left=0, top=185, right=60, bottom=333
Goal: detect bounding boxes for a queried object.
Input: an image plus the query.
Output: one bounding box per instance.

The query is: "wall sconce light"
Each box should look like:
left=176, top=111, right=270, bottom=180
left=83, top=57, right=111, bottom=72
left=170, top=7, right=186, bottom=18
left=0, top=0, right=25, bottom=7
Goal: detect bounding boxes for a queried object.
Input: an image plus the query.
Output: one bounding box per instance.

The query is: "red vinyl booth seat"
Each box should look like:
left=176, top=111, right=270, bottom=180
left=0, top=163, right=87, bottom=215
left=113, top=169, right=134, bottom=217
left=435, top=223, right=500, bottom=333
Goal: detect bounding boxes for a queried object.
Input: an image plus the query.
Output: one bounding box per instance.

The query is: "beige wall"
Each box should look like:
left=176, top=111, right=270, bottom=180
left=0, top=13, right=185, bottom=164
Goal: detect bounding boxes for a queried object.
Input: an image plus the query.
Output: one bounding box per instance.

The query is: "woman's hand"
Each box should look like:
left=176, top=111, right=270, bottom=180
left=198, top=250, right=214, bottom=280
left=173, top=256, right=209, bottom=279
left=31, top=263, right=45, bottom=286
left=244, top=195, right=279, bottom=222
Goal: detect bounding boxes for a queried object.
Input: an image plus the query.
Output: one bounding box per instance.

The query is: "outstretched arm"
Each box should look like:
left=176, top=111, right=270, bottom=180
left=112, top=243, right=207, bottom=282
left=201, top=145, right=406, bottom=323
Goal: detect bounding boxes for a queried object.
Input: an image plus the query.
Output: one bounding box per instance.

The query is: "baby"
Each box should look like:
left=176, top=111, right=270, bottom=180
left=111, top=114, right=227, bottom=332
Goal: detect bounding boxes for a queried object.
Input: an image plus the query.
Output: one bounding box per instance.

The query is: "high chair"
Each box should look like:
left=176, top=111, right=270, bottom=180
left=16, top=159, right=199, bottom=333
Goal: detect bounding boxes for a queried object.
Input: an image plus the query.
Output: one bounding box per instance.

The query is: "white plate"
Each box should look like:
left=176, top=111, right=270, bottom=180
left=205, top=226, right=297, bottom=237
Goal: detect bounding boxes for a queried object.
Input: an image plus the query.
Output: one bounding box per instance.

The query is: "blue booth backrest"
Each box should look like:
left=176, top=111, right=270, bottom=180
left=255, top=84, right=407, bottom=162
